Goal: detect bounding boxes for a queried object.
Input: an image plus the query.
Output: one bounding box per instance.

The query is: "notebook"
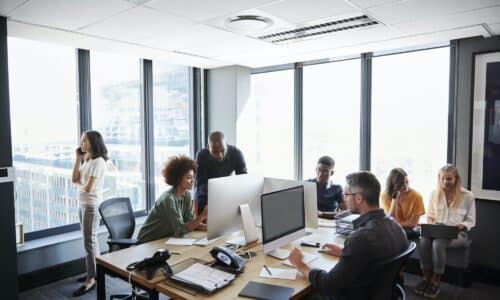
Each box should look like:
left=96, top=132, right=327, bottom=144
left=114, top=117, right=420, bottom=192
left=421, top=224, right=459, bottom=239
left=239, top=281, right=294, bottom=300
left=169, top=263, right=235, bottom=293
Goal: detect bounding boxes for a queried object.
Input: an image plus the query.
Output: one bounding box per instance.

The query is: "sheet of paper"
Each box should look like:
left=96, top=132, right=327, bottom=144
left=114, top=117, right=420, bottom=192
left=259, top=267, right=297, bottom=280
left=193, top=236, right=224, bottom=246
left=283, top=252, right=319, bottom=268
left=165, top=238, right=196, bottom=246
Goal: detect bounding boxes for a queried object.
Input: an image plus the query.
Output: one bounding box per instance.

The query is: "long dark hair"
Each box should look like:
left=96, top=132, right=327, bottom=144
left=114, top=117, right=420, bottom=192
left=385, top=168, right=407, bottom=199
left=84, top=130, right=108, bottom=161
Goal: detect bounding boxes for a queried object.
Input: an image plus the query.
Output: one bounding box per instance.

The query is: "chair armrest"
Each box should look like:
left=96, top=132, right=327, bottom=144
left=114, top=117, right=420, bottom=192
left=107, top=238, right=139, bottom=247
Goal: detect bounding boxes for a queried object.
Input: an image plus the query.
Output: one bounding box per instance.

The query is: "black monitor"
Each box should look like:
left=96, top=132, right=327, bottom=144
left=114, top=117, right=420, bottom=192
left=261, top=185, right=305, bottom=258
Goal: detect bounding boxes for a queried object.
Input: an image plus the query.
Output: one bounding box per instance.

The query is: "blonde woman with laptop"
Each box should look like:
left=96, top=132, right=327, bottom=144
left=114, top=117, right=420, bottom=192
left=414, top=165, right=475, bottom=298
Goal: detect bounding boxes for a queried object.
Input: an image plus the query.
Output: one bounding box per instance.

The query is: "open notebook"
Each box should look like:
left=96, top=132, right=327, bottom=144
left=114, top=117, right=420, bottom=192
left=169, top=263, right=235, bottom=293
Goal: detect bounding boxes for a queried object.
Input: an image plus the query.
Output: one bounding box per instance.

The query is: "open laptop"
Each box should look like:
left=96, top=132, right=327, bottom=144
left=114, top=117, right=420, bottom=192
left=421, top=224, right=459, bottom=239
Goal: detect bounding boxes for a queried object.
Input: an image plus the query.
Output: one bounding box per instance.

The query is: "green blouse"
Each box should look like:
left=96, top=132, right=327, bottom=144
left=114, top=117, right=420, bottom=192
left=137, top=188, right=194, bottom=243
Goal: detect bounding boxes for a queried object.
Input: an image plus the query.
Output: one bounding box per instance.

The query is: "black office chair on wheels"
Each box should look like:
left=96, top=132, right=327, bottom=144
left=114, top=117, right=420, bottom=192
left=370, top=241, right=417, bottom=300
left=99, top=197, right=147, bottom=300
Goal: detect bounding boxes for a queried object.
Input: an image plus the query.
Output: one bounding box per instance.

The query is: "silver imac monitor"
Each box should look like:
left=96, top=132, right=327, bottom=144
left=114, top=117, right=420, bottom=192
left=207, top=174, right=264, bottom=240
left=262, top=185, right=305, bottom=259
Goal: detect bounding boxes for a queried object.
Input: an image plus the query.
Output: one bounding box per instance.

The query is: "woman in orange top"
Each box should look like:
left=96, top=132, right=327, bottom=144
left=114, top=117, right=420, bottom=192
left=380, top=168, right=425, bottom=239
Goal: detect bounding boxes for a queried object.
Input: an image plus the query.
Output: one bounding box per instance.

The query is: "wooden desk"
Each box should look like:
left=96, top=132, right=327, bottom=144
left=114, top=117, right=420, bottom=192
left=155, top=227, right=342, bottom=300
left=97, top=226, right=343, bottom=300
left=96, top=231, right=214, bottom=300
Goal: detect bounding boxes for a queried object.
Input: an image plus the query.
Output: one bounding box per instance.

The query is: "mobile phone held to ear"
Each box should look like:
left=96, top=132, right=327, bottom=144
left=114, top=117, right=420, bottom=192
left=76, top=147, right=84, bottom=155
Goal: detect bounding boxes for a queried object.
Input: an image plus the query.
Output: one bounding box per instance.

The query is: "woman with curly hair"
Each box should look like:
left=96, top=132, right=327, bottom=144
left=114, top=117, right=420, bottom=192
left=137, top=155, right=207, bottom=243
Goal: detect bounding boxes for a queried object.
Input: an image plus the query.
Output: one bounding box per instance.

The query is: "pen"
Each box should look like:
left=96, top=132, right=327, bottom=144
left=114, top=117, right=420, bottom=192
left=171, top=251, right=181, bottom=255
left=263, top=264, right=272, bottom=275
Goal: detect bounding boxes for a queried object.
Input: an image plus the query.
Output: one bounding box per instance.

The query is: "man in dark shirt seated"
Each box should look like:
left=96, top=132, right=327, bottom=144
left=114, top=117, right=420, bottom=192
left=306, top=155, right=346, bottom=219
left=289, top=171, right=408, bottom=300
left=194, top=131, right=247, bottom=214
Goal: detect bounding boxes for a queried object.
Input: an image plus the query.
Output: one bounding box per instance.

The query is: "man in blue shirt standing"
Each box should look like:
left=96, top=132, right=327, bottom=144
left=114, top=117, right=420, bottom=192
left=195, top=131, right=247, bottom=214
left=306, top=156, right=345, bottom=219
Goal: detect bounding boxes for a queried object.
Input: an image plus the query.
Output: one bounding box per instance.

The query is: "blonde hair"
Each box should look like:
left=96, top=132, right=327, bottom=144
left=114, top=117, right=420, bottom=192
left=432, top=165, right=463, bottom=211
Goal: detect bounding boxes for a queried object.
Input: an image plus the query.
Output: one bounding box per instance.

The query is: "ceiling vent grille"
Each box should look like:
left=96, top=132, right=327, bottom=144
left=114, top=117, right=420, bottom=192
left=255, top=15, right=379, bottom=44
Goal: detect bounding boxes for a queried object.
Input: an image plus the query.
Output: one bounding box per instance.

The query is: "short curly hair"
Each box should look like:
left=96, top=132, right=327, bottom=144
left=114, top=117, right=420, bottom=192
left=162, top=155, right=197, bottom=187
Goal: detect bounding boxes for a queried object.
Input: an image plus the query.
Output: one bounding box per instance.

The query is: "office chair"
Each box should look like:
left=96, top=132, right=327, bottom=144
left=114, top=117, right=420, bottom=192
left=370, top=241, right=417, bottom=300
left=98, top=197, right=147, bottom=300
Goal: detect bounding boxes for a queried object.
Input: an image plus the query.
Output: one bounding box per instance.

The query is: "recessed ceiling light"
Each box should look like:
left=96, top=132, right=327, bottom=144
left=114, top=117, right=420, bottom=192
left=224, top=15, right=274, bottom=33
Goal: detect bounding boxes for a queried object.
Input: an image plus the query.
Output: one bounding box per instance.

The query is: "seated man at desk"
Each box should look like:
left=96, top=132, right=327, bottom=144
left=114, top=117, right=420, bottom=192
left=137, top=155, right=207, bottom=243
left=305, top=155, right=346, bottom=219
left=195, top=131, right=247, bottom=214
left=289, top=171, right=408, bottom=300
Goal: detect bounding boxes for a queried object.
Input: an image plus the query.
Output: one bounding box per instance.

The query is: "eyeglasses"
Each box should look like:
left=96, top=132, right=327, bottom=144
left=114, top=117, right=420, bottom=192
left=343, top=192, right=361, bottom=197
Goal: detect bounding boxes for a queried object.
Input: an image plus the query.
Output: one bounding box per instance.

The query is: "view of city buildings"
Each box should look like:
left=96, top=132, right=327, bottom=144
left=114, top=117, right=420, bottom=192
left=10, top=41, right=190, bottom=233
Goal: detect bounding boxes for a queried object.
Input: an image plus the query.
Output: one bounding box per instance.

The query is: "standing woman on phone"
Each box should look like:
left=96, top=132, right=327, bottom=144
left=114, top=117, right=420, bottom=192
left=71, top=130, right=108, bottom=297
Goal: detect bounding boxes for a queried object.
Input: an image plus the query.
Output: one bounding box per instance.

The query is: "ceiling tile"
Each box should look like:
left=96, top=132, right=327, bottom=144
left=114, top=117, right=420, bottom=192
left=368, top=0, right=500, bottom=25
left=145, top=0, right=276, bottom=22
left=140, top=24, right=238, bottom=50
left=180, top=36, right=285, bottom=59
left=79, top=6, right=193, bottom=42
left=487, top=22, right=500, bottom=35
left=0, top=0, right=28, bottom=17
left=259, top=0, right=361, bottom=24
left=393, top=6, right=500, bottom=35
left=348, top=0, right=403, bottom=9
left=9, top=0, right=133, bottom=31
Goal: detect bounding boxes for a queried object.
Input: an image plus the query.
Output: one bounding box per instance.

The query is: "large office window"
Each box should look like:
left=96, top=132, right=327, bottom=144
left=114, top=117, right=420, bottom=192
left=152, top=62, right=191, bottom=197
left=8, top=38, right=79, bottom=232
left=238, top=70, right=295, bottom=179
left=90, top=52, right=145, bottom=211
left=303, top=59, right=361, bottom=183
left=371, top=47, right=450, bottom=200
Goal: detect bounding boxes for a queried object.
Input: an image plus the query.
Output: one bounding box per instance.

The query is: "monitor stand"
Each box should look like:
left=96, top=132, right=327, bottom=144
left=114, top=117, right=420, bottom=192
left=226, top=204, right=259, bottom=247
left=267, top=248, right=290, bottom=260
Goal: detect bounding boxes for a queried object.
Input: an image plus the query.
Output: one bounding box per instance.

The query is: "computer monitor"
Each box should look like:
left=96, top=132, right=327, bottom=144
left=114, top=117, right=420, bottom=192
left=207, top=174, right=264, bottom=241
left=262, top=177, right=317, bottom=229
left=261, top=185, right=305, bottom=259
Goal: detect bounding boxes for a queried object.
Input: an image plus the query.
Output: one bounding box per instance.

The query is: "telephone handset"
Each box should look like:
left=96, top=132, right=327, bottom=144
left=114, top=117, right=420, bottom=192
left=210, top=246, right=246, bottom=273
left=127, top=249, right=172, bottom=279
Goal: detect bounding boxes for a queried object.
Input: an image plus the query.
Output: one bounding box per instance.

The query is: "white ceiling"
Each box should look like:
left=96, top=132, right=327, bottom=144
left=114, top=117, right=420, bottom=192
left=1, top=0, right=500, bottom=69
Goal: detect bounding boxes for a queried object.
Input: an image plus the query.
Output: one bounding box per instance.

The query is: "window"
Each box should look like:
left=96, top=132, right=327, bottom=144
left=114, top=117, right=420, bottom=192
left=8, top=38, right=78, bottom=233
left=152, top=62, right=191, bottom=197
left=303, top=60, right=361, bottom=183
left=238, top=70, right=295, bottom=179
left=371, top=47, right=450, bottom=200
left=90, top=52, right=145, bottom=211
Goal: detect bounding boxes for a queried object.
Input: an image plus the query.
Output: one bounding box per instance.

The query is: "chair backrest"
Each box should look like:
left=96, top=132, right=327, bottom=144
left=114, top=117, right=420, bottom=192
left=98, top=197, right=135, bottom=241
left=370, top=241, right=416, bottom=300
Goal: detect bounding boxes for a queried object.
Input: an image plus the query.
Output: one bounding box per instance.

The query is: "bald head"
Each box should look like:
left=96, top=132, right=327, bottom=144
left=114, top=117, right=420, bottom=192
left=208, top=131, right=226, bottom=161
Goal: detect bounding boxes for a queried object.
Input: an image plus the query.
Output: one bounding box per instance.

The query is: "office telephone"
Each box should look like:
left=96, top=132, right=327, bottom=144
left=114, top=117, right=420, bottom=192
left=127, top=249, right=172, bottom=279
left=210, top=246, right=246, bottom=273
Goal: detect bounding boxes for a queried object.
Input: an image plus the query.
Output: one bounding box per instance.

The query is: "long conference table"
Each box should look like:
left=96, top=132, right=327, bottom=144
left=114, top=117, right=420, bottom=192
left=96, top=222, right=343, bottom=300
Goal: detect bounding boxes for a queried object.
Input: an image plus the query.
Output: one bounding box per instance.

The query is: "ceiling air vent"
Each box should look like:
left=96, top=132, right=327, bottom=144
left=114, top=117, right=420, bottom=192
left=256, top=15, right=379, bottom=44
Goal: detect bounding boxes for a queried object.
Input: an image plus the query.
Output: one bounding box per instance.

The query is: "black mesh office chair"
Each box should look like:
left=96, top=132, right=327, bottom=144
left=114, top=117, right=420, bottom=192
left=98, top=197, right=147, bottom=300
left=370, top=241, right=417, bottom=300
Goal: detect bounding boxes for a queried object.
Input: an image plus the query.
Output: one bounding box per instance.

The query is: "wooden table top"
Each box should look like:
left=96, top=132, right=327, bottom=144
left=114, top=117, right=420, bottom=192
left=155, top=226, right=344, bottom=300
